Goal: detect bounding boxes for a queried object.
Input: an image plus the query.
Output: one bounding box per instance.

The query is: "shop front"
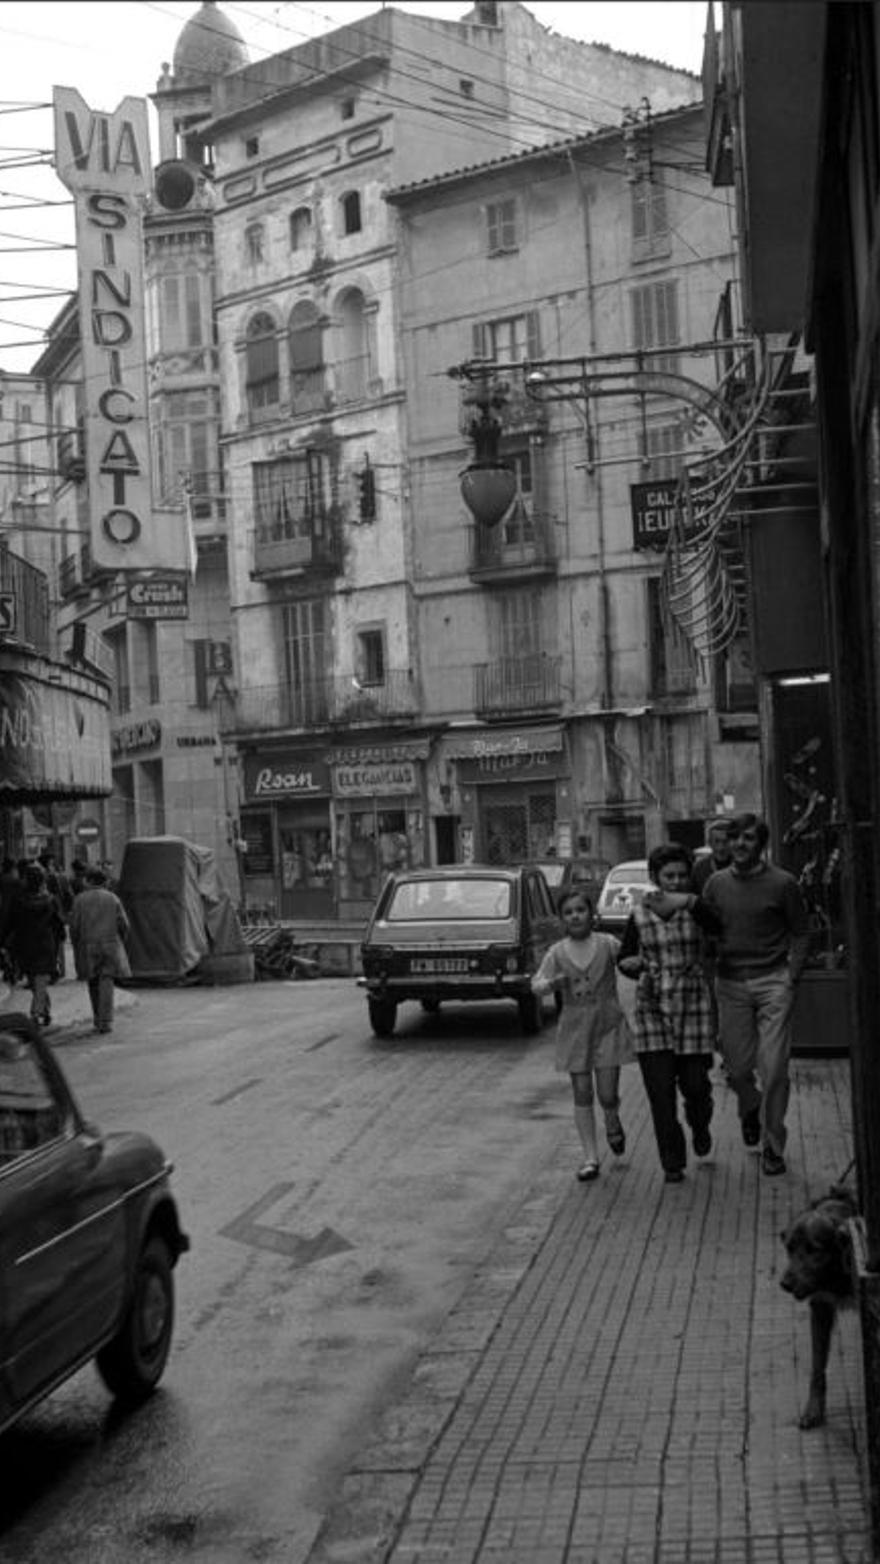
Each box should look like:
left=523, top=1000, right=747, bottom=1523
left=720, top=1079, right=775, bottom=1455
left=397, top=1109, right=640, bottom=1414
left=0, top=652, right=112, bottom=863
left=332, top=741, right=428, bottom=919
left=441, top=725, right=571, bottom=865
left=241, top=749, right=333, bottom=920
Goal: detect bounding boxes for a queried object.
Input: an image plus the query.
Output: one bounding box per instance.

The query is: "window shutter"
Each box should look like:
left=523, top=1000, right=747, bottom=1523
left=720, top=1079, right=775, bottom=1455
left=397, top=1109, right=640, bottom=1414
left=631, top=288, right=645, bottom=350
left=526, top=311, right=541, bottom=359
left=632, top=184, right=648, bottom=243
left=487, top=205, right=500, bottom=253
left=652, top=180, right=668, bottom=237
left=472, top=321, right=488, bottom=359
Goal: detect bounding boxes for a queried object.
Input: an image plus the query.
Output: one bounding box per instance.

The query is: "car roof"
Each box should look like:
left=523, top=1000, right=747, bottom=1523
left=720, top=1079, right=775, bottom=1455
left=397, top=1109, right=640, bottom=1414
left=387, top=864, right=524, bottom=882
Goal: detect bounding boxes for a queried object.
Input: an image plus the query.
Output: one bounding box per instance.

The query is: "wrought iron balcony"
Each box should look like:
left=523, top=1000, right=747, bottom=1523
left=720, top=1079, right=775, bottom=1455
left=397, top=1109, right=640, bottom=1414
left=474, top=653, right=562, bottom=717
left=252, top=510, right=344, bottom=578
left=220, top=669, right=419, bottom=735
left=468, top=508, right=557, bottom=582
left=0, top=546, right=50, bottom=654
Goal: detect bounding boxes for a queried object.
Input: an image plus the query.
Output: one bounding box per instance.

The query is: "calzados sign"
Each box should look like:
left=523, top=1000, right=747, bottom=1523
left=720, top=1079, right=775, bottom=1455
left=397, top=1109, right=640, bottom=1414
left=53, top=90, right=186, bottom=573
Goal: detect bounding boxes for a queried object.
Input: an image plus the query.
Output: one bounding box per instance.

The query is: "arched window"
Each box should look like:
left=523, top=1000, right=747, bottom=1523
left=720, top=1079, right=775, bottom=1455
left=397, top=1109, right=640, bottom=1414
left=341, top=190, right=362, bottom=235
left=245, top=312, right=279, bottom=414
left=289, top=301, right=324, bottom=414
left=289, top=207, right=312, bottom=252
left=335, top=288, right=375, bottom=403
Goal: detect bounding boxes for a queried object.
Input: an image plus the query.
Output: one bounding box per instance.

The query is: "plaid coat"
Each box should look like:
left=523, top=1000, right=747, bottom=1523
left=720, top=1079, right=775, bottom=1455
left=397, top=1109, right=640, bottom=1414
left=629, top=904, right=715, bottom=1055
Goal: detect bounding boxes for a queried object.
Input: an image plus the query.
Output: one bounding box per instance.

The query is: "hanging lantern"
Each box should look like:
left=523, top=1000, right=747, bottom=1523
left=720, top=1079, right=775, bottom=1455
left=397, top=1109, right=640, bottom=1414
left=460, top=461, right=517, bottom=527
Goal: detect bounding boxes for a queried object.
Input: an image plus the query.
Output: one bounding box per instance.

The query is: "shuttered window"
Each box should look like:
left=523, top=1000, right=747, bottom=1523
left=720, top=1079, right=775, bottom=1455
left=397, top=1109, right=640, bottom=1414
left=631, top=281, right=680, bottom=373
left=472, top=311, right=540, bottom=364
left=632, top=177, right=670, bottom=254
left=487, top=198, right=517, bottom=254
left=245, top=313, right=279, bottom=412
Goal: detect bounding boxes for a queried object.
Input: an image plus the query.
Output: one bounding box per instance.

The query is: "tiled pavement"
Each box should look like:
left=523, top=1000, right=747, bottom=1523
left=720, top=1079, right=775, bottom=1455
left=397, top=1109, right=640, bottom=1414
left=28, top=977, right=873, bottom=1561
left=307, top=1054, right=872, bottom=1564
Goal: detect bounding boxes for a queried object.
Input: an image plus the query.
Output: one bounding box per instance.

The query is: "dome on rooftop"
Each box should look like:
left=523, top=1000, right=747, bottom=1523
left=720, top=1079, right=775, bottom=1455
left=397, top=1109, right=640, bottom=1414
left=173, top=0, right=248, bottom=85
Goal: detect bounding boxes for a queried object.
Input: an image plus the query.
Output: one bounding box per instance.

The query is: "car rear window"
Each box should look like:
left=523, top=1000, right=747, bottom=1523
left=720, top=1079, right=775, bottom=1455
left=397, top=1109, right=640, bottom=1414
left=538, top=864, right=565, bottom=888
left=608, top=866, right=646, bottom=883
left=386, top=878, right=512, bottom=921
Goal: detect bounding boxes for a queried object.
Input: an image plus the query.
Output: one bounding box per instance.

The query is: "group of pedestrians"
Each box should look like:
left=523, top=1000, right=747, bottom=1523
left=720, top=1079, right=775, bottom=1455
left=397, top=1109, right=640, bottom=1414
left=0, top=854, right=130, bottom=1034
left=532, top=813, right=810, bottom=1184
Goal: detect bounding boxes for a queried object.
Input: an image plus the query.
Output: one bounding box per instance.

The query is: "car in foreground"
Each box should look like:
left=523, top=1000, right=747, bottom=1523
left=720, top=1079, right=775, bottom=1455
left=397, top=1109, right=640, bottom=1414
left=0, top=1011, right=189, bottom=1436
left=359, top=864, right=561, bottom=1036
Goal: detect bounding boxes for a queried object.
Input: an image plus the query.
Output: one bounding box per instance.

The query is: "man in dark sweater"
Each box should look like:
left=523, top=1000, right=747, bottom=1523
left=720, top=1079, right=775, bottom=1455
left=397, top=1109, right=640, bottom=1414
left=701, top=813, right=810, bottom=1176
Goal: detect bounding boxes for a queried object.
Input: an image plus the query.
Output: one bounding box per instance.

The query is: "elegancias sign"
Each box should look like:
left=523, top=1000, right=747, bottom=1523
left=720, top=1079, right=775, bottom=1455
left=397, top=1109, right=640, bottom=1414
left=111, top=717, right=161, bottom=757
left=53, top=89, right=187, bottom=574
left=334, top=762, right=416, bottom=797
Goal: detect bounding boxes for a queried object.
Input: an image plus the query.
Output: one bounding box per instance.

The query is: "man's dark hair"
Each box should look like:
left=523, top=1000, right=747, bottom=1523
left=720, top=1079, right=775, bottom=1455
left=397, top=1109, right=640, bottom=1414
left=648, top=842, right=693, bottom=884
left=85, top=866, right=107, bottom=886
left=730, top=812, right=770, bottom=848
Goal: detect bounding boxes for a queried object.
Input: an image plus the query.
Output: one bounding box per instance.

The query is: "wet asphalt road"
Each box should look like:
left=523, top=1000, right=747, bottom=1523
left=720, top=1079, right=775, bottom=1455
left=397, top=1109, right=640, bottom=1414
left=0, top=979, right=565, bottom=1562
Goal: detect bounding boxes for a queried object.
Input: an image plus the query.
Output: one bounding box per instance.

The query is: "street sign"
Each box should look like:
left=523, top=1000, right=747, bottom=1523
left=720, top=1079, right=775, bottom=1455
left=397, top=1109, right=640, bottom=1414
left=76, top=817, right=101, bottom=841
left=0, top=591, right=16, bottom=634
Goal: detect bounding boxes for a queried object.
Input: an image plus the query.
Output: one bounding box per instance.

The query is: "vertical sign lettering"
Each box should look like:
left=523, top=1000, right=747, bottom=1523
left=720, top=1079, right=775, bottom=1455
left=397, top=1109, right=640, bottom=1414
left=53, top=89, right=182, bottom=571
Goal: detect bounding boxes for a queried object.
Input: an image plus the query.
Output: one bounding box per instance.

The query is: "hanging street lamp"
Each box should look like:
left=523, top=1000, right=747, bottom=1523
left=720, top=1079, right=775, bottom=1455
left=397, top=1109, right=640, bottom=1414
left=453, top=363, right=517, bottom=527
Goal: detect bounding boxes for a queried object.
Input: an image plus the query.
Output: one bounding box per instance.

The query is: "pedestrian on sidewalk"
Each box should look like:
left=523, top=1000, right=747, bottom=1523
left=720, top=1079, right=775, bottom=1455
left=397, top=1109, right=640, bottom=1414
left=531, top=887, right=634, bottom=1183
left=692, top=818, right=734, bottom=892
left=69, top=866, right=130, bottom=1034
left=700, top=814, right=810, bottom=1176
left=0, top=862, right=65, bottom=1027
left=617, top=843, right=720, bottom=1184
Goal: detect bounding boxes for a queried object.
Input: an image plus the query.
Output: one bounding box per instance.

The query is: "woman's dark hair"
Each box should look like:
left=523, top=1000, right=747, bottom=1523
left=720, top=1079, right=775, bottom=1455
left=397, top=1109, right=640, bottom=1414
left=647, top=842, right=693, bottom=885
left=559, top=886, right=594, bottom=916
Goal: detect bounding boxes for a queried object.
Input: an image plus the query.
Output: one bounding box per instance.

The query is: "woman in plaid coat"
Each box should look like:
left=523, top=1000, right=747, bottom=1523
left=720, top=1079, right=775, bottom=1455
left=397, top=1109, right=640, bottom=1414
left=617, top=843, right=721, bottom=1183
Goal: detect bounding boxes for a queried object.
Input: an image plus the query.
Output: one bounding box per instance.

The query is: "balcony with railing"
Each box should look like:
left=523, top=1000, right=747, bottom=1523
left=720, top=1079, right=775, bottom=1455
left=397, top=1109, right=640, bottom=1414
left=0, top=545, right=50, bottom=655
left=252, top=508, right=344, bottom=579
left=474, top=653, right=563, bottom=718
left=468, top=508, right=558, bottom=583
left=221, top=669, right=419, bottom=735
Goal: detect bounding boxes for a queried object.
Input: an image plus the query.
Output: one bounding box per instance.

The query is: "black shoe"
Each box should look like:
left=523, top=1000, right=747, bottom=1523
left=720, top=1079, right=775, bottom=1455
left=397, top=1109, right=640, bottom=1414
left=664, top=1168, right=685, bottom=1183
left=693, top=1128, right=712, bottom=1157
left=762, top=1147, right=786, bottom=1176
left=741, top=1108, right=761, bottom=1148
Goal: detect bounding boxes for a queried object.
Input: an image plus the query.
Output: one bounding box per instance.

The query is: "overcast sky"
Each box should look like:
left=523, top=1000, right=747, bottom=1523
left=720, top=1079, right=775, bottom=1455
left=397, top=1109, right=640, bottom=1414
left=0, top=1, right=709, bottom=373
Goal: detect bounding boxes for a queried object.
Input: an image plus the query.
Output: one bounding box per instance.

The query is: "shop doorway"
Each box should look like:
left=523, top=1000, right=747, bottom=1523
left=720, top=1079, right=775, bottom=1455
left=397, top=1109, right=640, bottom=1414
left=481, top=790, right=556, bottom=864
left=278, top=804, right=334, bottom=919
left=434, top=815, right=460, bottom=864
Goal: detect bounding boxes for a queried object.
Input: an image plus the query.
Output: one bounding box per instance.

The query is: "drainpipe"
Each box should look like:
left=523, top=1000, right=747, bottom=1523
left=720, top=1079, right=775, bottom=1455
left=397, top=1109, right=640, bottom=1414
left=567, top=150, right=613, bottom=709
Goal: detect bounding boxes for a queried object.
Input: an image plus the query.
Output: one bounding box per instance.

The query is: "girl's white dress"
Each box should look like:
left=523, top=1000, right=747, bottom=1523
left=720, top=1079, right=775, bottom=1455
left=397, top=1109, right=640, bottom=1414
left=534, top=933, right=635, bottom=1074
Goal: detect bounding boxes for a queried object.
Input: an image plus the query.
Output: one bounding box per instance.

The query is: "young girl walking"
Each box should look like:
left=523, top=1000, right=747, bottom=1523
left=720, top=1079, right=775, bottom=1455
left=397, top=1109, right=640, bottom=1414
left=532, top=888, right=634, bottom=1182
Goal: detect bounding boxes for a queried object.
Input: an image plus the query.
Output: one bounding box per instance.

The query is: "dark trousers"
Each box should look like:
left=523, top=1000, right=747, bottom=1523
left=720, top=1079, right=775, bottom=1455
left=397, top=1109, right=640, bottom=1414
left=638, top=1050, right=713, bottom=1174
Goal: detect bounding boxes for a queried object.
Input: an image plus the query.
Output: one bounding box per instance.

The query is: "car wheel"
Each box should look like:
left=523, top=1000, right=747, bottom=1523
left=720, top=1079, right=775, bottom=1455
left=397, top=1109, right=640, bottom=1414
left=420, top=999, right=441, bottom=1013
left=518, top=993, right=542, bottom=1034
left=96, top=1235, right=174, bottom=1402
left=368, top=998, right=397, bottom=1037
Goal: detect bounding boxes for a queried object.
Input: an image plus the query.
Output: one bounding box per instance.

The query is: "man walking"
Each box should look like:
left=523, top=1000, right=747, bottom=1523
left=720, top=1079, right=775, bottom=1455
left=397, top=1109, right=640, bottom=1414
left=692, top=818, right=734, bottom=892
left=702, top=813, right=810, bottom=1175
left=69, top=866, right=130, bottom=1034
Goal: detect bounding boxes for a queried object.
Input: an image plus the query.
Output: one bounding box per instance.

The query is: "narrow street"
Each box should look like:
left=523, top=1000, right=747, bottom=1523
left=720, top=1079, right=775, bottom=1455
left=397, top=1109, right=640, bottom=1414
left=0, top=980, right=567, bottom=1562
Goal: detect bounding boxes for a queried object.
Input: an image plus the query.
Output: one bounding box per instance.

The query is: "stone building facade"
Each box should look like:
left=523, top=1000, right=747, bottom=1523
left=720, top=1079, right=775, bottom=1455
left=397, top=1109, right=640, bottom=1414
left=200, top=0, right=705, bottom=919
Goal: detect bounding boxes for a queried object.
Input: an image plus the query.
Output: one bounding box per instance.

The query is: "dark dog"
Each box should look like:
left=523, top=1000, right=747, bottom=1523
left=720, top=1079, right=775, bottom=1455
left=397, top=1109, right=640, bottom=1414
left=780, top=1186, right=858, bottom=1429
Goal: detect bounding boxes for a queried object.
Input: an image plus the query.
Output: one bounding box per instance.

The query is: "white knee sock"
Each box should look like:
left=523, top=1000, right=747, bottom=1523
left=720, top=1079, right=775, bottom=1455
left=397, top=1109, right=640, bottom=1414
left=574, top=1103, right=598, bottom=1163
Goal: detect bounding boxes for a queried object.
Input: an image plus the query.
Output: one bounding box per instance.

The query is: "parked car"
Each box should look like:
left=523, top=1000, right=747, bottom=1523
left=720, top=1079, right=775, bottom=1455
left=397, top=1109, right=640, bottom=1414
left=0, top=1011, right=189, bottom=1436
left=595, top=859, right=653, bottom=932
left=527, top=857, right=612, bottom=906
left=359, top=864, right=562, bottom=1037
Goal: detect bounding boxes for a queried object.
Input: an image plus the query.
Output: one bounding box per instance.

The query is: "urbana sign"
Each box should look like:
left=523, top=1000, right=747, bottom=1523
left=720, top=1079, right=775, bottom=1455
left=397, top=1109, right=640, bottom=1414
left=53, top=89, right=189, bottom=575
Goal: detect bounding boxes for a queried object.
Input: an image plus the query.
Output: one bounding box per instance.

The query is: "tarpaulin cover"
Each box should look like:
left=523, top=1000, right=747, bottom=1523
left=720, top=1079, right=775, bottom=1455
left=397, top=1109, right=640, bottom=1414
left=118, top=836, right=247, bottom=983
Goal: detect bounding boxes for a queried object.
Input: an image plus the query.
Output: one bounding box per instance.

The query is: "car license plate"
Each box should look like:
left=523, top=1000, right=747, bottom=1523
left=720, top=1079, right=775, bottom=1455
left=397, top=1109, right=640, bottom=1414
left=410, top=957, right=468, bottom=974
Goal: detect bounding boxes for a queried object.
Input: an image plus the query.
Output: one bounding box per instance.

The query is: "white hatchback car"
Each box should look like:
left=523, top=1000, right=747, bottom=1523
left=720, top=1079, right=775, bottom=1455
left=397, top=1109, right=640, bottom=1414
left=594, top=860, right=652, bottom=933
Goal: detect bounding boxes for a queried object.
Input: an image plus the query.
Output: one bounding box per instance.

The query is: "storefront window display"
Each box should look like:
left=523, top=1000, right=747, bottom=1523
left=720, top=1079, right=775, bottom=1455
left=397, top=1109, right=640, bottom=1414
left=336, top=803, right=422, bottom=906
